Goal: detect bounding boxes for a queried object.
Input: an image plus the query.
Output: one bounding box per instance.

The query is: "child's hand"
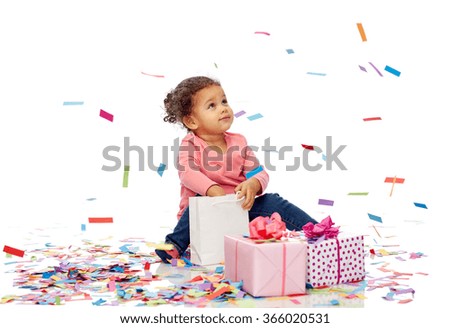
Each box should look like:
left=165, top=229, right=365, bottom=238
left=206, top=185, right=226, bottom=197
left=234, top=178, right=262, bottom=210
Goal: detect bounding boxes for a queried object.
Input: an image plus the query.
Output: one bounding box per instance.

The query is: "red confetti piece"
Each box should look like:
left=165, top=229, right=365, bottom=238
left=385, top=177, right=405, bottom=183
left=88, top=217, right=113, bottom=223
left=363, top=117, right=382, bottom=121
left=3, top=245, right=25, bottom=257
left=301, top=144, right=315, bottom=150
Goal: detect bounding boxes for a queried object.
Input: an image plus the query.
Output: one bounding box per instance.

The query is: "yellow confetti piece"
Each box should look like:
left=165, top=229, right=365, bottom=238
left=378, top=249, right=390, bottom=256
left=146, top=242, right=174, bottom=250
left=234, top=299, right=256, bottom=307
left=146, top=299, right=168, bottom=306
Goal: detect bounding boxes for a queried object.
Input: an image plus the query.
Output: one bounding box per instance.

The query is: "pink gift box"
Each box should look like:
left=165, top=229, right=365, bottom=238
left=306, top=235, right=365, bottom=288
left=224, top=235, right=307, bottom=297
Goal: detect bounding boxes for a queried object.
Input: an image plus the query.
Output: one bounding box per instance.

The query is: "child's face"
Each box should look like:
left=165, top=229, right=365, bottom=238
left=186, top=85, right=234, bottom=135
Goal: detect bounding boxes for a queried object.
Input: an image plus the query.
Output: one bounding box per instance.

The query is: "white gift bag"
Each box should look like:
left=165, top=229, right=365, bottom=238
left=189, top=194, right=249, bottom=265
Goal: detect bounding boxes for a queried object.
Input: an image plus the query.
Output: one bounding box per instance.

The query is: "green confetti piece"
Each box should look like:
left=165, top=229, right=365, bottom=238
left=347, top=192, right=369, bottom=196
left=123, top=170, right=129, bottom=188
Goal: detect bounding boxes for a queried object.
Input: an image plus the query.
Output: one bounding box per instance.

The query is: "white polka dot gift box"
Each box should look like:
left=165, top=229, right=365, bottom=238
left=302, top=216, right=365, bottom=288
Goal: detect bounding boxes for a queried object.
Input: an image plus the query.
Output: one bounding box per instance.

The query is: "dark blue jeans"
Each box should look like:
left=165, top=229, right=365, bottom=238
left=164, top=193, right=317, bottom=256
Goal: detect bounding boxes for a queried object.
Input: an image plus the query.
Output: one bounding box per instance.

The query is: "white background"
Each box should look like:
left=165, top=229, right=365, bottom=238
left=0, top=0, right=448, bottom=326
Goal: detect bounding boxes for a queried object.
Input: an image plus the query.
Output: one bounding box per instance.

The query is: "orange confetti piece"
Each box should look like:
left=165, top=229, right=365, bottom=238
left=356, top=23, right=367, bottom=41
left=88, top=217, right=113, bottom=223
left=206, top=286, right=230, bottom=300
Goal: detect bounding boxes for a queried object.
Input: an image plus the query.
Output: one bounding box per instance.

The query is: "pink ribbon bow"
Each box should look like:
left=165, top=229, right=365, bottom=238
left=249, top=212, right=286, bottom=240
left=302, top=216, right=339, bottom=239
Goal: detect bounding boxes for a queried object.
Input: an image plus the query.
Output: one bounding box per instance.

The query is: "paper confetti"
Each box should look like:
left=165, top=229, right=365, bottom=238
left=306, top=72, right=326, bottom=76
left=318, top=199, right=334, bottom=206
left=88, top=217, right=113, bottom=223
left=141, top=72, right=165, bottom=78
left=368, top=62, right=383, bottom=77
left=3, top=245, right=25, bottom=257
left=245, top=165, right=263, bottom=179
left=99, top=109, right=114, bottom=122
left=368, top=213, right=383, bottom=223
left=356, top=23, right=367, bottom=41
left=63, top=101, right=84, bottom=106
left=123, top=165, right=130, bottom=188
left=146, top=242, right=174, bottom=250
left=384, top=65, right=401, bottom=77
left=157, top=163, right=166, bottom=177
left=247, top=113, right=263, bottom=121
left=254, top=31, right=270, bottom=36
left=363, top=117, right=382, bottom=121
left=348, top=192, right=369, bottom=196
left=301, top=144, right=315, bottom=151
left=359, top=65, right=367, bottom=72
left=413, top=202, right=428, bottom=209
left=234, top=110, right=246, bottom=118
left=286, top=49, right=294, bottom=54
left=385, top=176, right=405, bottom=196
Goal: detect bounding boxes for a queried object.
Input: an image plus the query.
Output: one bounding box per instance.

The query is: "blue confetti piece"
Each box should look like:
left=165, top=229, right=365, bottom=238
left=322, top=154, right=327, bottom=161
left=247, top=113, right=263, bottom=121
left=384, top=65, right=401, bottom=77
left=245, top=165, right=263, bottom=179
left=307, top=72, right=326, bottom=76
left=330, top=299, right=339, bottom=305
left=286, top=49, right=294, bottom=54
left=368, top=213, right=383, bottom=223
left=42, top=271, right=55, bottom=279
left=63, top=101, right=84, bottom=106
left=181, top=257, right=192, bottom=267
left=414, top=202, right=428, bottom=209
left=157, top=163, right=166, bottom=177
left=92, top=298, right=107, bottom=306
left=119, top=244, right=132, bottom=253
left=215, top=266, right=224, bottom=274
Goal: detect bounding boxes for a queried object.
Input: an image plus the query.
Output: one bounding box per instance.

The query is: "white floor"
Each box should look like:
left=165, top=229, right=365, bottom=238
left=0, top=199, right=439, bottom=327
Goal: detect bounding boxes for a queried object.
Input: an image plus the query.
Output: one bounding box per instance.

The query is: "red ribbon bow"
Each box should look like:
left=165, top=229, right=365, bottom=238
left=302, top=216, right=339, bottom=239
left=249, top=212, right=286, bottom=240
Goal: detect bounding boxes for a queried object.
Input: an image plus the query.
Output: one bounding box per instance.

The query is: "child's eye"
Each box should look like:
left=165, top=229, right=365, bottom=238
left=208, top=103, right=215, bottom=109
left=222, top=99, right=228, bottom=105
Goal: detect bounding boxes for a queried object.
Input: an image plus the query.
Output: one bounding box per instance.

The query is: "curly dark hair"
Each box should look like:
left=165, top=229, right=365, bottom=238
left=163, top=76, right=221, bottom=130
